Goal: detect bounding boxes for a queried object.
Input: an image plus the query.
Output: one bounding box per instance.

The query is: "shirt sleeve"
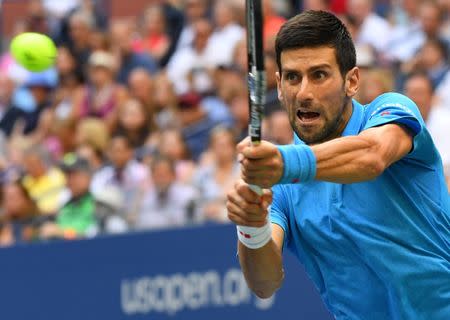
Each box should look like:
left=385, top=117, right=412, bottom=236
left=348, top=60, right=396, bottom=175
left=269, top=185, right=291, bottom=249
left=363, top=92, right=433, bottom=161
left=364, top=92, right=424, bottom=135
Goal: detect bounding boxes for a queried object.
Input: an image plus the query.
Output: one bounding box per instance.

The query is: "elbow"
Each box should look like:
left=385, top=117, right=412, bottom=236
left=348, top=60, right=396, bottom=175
left=250, top=271, right=285, bottom=299
left=254, top=289, right=275, bottom=299
left=363, top=154, right=387, bottom=179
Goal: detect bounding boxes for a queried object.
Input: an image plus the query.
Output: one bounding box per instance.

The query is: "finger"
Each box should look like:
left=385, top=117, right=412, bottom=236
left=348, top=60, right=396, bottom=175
left=242, top=141, right=278, bottom=160
left=227, top=191, right=265, bottom=216
left=226, top=200, right=267, bottom=222
left=241, top=175, right=270, bottom=189
left=227, top=212, right=267, bottom=227
left=235, top=180, right=262, bottom=204
left=261, top=189, right=273, bottom=209
left=236, top=136, right=251, bottom=154
left=241, top=157, right=279, bottom=170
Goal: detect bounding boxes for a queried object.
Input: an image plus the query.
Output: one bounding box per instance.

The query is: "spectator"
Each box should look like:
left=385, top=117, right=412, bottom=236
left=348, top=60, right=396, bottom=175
left=91, top=134, right=149, bottom=225
left=75, top=117, right=110, bottom=155
left=176, top=92, right=221, bottom=161
left=209, top=2, right=245, bottom=67
left=264, top=52, right=282, bottom=115
left=52, top=46, right=84, bottom=122
left=265, top=110, right=293, bottom=145
left=133, top=4, right=171, bottom=63
left=356, top=68, right=394, bottom=104
left=135, top=155, right=198, bottom=230
left=5, top=72, right=57, bottom=145
left=0, top=74, right=22, bottom=137
left=193, top=126, right=239, bottom=223
left=109, top=19, right=158, bottom=85
left=57, top=0, right=108, bottom=47
left=403, top=72, right=450, bottom=188
left=152, top=71, right=181, bottom=129
left=21, top=145, right=67, bottom=216
left=157, top=128, right=196, bottom=184
left=75, top=142, right=106, bottom=172
left=89, top=29, right=111, bottom=52
left=228, top=82, right=250, bottom=142
left=127, top=68, right=156, bottom=122
left=71, top=50, right=128, bottom=131
left=0, top=179, right=42, bottom=247
left=114, top=98, right=156, bottom=149
left=347, top=0, right=391, bottom=53
left=65, top=10, right=94, bottom=68
left=418, top=0, right=446, bottom=40
left=167, top=18, right=218, bottom=95
left=176, top=0, right=209, bottom=50
left=262, top=0, right=286, bottom=50
left=385, top=0, right=423, bottom=63
left=40, top=154, right=98, bottom=240
left=401, top=38, right=449, bottom=89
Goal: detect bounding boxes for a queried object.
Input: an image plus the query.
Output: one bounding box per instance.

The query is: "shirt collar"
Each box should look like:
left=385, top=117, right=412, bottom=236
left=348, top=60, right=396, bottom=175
left=341, top=99, right=365, bottom=137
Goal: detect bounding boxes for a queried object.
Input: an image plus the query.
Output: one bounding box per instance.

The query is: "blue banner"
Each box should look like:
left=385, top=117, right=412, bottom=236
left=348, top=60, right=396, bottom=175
left=0, top=224, right=333, bottom=319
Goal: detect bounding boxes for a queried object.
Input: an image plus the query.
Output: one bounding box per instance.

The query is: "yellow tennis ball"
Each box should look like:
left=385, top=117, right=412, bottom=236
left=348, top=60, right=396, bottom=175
left=10, top=32, right=57, bottom=72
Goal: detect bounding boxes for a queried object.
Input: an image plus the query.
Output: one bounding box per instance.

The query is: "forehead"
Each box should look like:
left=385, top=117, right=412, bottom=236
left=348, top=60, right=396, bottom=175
left=280, top=46, right=338, bottom=71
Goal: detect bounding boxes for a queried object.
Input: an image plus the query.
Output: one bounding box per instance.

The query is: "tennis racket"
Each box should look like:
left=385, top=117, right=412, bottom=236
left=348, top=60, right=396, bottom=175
left=246, top=0, right=266, bottom=195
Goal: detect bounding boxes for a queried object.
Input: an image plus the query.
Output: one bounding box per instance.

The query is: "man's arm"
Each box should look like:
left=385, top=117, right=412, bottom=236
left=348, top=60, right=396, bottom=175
left=239, top=124, right=413, bottom=187
left=238, top=224, right=285, bottom=299
left=313, top=124, right=413, bottom=183
left=227, top=180, right=284, bottom=298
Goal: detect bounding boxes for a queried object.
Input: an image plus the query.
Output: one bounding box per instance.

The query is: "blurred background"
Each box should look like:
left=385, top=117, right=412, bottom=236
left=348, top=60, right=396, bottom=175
left=0, top=0, right=448, bottom=249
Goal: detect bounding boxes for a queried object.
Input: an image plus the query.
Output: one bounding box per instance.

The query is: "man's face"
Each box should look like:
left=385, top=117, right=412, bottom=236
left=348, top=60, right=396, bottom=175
left=66, top=171, right=91, bottom=197
left=276, top=46, right=358, bottom=144
left=108, top=138, right=132, bottom=169
left=404, top=76, right=433, bottom=121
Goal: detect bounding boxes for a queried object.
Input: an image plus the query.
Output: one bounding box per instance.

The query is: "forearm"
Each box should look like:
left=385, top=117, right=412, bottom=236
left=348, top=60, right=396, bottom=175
left=277, top=125, right=412, bottom=184
left=238, top=239, right=284, bottom=298
left=312, top=135, right=385, bottom=183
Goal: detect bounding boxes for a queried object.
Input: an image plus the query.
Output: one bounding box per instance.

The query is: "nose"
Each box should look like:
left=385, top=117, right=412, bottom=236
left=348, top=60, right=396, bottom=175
left=295, top=77, right=314, bottom=102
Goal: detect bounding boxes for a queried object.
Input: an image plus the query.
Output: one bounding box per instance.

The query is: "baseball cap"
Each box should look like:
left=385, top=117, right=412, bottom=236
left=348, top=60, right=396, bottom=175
left=178, top=92, right=201, bottom=109
left=59, top=153, right=92, bottom=174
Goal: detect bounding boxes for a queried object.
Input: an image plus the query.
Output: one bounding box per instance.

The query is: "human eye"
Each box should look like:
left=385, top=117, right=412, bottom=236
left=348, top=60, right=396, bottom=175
left=284, top=71, right=300, bottom=83
left=312, top=70, right=328, bottom=81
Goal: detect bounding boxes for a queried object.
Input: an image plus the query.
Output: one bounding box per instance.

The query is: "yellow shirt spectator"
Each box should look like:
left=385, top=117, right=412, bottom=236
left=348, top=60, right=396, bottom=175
left=22, top=167, right=66, bottom=215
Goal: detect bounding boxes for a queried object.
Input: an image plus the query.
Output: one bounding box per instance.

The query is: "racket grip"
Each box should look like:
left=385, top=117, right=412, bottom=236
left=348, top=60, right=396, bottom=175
left=249, top=184, right=263, bottom=195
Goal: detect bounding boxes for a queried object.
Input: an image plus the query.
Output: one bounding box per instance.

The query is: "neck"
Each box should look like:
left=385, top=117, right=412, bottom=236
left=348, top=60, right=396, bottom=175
left=329, top=98, right=354, bottom=141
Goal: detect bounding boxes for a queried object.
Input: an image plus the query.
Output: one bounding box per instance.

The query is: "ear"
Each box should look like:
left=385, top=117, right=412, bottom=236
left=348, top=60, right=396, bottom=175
left=345, top=67, right=359, bottom=98
left=276, top=71, right=283, bottom=102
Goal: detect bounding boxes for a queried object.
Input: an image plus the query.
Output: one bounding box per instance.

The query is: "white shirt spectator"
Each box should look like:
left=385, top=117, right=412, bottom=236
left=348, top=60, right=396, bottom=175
left=426, top=107, right=450, bottom=177
left=356, top=13, right=391, bottom=52
left=91, top=160, right=150, bottom=223
left=167, top=42, right=219, bottom=95
left=385, top=21, right=425, bottom=62
left=208, top=23, right=245, bottom=66
left=434, top=71, right=450, bottom=111
left=135, top=183, right=198, bottom=230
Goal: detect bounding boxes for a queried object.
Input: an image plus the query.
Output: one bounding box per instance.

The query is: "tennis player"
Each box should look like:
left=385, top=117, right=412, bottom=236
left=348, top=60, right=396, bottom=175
left=227, top=10, right=450, bottom=319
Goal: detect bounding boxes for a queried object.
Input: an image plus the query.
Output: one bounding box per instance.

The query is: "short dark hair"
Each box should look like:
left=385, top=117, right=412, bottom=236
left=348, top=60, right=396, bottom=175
left=275, top=10, right=356, bottom=77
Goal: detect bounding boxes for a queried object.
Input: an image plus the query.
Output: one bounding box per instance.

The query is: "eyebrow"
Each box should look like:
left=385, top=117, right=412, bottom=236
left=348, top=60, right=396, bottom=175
left=282, top=63, right=332, bottom=73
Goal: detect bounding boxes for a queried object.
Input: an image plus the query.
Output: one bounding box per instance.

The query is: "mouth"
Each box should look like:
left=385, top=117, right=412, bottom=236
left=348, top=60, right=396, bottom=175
left=296, top=109, right=321, bottom=124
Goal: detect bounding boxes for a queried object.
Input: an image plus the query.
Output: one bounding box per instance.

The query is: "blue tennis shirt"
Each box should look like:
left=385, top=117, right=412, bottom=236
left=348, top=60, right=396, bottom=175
left=270, top=93, right=450, bottom=319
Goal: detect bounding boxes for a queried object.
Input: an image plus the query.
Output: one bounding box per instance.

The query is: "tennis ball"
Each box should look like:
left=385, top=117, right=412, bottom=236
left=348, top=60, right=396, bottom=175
left=10, top=32, right=57, bottom=72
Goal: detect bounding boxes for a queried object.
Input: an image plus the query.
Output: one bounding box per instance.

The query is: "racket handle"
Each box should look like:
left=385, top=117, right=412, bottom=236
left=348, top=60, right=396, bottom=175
left=249, top=184, right=263, bottom=195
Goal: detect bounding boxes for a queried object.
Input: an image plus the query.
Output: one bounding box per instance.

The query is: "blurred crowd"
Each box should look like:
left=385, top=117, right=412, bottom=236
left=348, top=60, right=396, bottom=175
left=0, top=0, right=449, bottom=247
